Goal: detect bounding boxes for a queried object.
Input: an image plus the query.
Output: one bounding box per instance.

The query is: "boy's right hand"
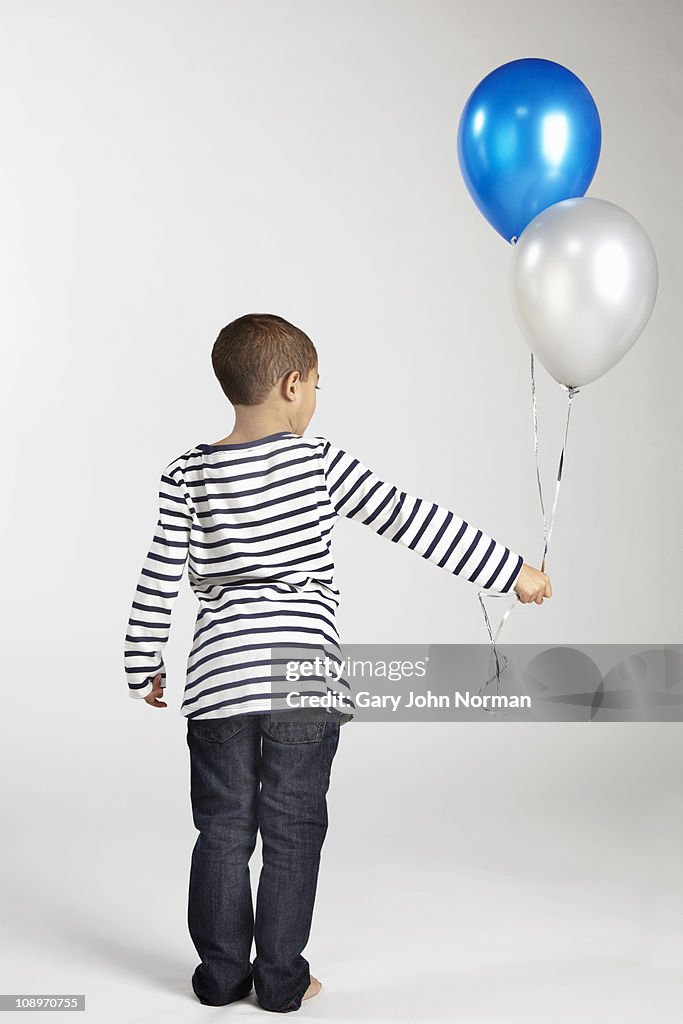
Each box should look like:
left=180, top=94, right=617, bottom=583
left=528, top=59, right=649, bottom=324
left=144, top=672, right=168, bottom=708
left=513, top=563, right=552, bottom=604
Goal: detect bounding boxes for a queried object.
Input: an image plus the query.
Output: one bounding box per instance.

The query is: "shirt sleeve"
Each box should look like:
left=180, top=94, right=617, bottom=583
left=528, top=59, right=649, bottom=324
left=320, top=439, right=524, bottom=595
left=124, top=465, right=192, bottom=700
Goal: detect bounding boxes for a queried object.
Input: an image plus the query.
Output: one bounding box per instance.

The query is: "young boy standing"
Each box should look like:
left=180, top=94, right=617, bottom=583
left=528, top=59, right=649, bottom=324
left=124, top=313, right=551, bottom=1012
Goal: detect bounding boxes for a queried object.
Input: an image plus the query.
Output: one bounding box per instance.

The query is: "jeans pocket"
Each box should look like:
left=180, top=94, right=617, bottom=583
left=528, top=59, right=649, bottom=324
left=261, top=713, right=327, bottom=744
left=188, top=714, right=252, bottom=744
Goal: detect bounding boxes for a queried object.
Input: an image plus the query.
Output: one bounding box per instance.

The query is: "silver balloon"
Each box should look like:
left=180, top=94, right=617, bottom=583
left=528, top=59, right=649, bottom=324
left=510, top=197, right=658, bottom=388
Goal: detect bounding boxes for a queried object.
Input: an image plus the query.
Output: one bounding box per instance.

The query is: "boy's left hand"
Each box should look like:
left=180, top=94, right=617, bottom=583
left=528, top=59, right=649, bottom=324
left=144, top=673, right=168, bottom=708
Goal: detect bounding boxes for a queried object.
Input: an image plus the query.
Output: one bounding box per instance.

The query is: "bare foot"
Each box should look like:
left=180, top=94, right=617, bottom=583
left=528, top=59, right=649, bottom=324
left=302, top=975, right=322, bottom=1002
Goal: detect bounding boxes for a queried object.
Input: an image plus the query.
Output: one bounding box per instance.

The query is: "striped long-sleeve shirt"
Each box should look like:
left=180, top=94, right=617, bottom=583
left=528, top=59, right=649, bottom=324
left=123, top=431, right=524, bottom=721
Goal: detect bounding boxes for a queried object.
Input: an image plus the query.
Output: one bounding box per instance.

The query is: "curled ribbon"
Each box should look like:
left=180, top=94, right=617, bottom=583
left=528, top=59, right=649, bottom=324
left=477, top=350, right=581, bottom=706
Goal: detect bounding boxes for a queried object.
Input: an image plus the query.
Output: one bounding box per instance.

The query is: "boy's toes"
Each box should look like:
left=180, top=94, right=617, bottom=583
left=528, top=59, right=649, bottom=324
left=302, top=976, right=322, bottom=1002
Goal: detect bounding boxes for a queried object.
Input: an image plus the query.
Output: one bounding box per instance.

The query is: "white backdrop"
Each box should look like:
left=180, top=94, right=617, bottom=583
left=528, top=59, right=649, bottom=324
left=1, top=2, right=681, bottom=1021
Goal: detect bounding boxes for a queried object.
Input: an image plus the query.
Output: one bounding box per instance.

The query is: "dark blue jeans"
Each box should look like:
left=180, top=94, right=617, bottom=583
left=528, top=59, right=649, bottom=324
left=186, top=708, right=342, bottom=1012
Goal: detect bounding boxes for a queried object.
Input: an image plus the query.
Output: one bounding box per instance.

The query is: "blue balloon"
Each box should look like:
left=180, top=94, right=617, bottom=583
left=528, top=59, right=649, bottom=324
left=457, top=58, right=601, bottom=243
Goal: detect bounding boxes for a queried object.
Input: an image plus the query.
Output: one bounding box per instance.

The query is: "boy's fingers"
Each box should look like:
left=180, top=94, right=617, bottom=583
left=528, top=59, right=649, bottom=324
left=144, top=684, right=167, bottom=707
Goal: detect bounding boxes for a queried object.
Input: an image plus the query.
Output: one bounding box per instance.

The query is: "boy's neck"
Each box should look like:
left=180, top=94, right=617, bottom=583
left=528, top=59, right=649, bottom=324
left=211, top=415, right=300, bottom=446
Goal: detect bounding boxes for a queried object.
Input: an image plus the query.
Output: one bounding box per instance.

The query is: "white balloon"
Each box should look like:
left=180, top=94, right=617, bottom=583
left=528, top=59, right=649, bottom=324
left=511, top=197, right=658, bottom=388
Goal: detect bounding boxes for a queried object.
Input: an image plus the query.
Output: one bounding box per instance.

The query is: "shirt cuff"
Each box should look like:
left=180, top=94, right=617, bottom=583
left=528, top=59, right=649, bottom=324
left=128, top=679, right=156, bottom=700
left=500, top=553, right=524, bottom=594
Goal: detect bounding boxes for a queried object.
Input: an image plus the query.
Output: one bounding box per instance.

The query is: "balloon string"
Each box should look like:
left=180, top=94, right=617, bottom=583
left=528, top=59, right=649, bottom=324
left=477, top=351, right=581, bottom=704
left=535, top=352, right=580, bottom=573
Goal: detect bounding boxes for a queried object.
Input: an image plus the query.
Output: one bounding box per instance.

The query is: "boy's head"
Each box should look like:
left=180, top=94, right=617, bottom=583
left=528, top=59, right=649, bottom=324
left=211, top=313, right=319, bottom=432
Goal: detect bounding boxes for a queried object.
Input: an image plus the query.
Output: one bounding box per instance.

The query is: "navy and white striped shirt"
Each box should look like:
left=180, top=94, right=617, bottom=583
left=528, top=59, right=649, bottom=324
left=124, top=431, right=524, bottom=721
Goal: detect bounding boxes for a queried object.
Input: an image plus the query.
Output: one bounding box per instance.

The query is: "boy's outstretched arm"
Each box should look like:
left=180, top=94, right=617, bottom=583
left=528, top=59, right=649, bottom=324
left=123, top=466, right=192, bottom=704
left=320, top=439, right=531, bottom=597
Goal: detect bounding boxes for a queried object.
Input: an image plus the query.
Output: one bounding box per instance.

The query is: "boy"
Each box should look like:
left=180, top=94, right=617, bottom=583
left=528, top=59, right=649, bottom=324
left=123, top=313, right=551, bottom=1012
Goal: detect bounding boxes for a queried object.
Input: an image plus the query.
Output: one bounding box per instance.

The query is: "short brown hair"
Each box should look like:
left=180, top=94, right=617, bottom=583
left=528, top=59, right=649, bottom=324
left=211, top=313, right=318, bottom=406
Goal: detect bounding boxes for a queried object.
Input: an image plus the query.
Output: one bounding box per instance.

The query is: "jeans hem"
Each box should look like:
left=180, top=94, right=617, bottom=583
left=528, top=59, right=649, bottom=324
left=254, top=972, right=311, bottom=1013
left=191, top=966, right=253, bottom=1006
